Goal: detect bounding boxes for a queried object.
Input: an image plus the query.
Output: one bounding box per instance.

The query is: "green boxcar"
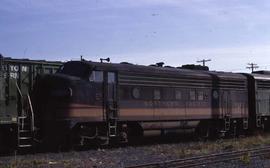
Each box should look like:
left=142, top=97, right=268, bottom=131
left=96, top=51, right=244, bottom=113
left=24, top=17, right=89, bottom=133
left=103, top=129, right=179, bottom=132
left=0, top=55, right=62, bottom=151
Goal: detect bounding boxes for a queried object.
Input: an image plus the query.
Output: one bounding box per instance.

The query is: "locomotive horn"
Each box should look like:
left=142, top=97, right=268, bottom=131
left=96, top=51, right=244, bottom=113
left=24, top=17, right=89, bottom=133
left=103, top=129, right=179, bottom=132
left=156, top=62, right=164, bottom=67
left=100, top=57, right=110, bottom=63
left=80, top=55, right=86, bottom=61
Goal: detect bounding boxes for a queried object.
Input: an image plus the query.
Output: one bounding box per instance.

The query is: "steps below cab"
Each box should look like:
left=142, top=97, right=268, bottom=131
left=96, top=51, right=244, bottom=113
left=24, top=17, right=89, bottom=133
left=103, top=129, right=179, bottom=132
left=17, top=116, right=33, bottom=148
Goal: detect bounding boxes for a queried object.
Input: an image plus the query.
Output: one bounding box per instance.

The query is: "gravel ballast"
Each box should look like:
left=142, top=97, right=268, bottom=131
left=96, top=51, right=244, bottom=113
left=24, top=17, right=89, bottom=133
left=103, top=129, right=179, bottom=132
left=1, top=134, right=270, bottom=168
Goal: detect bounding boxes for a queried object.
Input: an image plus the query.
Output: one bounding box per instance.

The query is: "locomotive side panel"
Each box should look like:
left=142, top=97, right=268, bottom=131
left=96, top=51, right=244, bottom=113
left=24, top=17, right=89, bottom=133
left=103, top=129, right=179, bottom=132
left=209, top=73, right=249, bottom=120
left=219, top=90, right=248, bottom=118
left=244, top=73, right=270, bottom=130
left=253, top=76, right=270, bottom=130
left=256, top=91, right=270, bottom=116
left=185, top=88, right=212, bottom=119
left=256, top=80, right=270, bottom=116
left=118, top=72, right=212, bottom=121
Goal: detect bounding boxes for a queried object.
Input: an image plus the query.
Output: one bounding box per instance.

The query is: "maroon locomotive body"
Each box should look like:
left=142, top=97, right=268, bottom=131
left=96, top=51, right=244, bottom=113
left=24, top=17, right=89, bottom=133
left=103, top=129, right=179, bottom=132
left=33, top=60, right=252, bottom=147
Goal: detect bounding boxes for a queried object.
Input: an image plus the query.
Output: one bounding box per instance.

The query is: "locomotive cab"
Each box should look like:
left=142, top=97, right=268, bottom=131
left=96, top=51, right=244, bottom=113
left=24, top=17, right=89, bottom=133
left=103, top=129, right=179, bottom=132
left=59, top=61, right=118, bottom=122
left=34, top=61, right=119, bottom=148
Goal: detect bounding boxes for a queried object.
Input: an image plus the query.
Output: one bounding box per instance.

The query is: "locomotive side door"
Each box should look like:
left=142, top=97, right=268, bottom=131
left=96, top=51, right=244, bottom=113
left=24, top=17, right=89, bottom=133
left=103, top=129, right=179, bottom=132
left=104, top=71, right=118, bottom=137
left=221, top=90, right=232, bottom=117
left=221, top=90, right=232, bottom=131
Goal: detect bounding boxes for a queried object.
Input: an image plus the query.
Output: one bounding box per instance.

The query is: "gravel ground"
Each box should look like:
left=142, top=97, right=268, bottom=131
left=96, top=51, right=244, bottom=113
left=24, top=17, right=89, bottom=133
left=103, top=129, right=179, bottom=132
left=207, top=156, right=270, bottom=168
left=1, top=134, right=270, bottom=168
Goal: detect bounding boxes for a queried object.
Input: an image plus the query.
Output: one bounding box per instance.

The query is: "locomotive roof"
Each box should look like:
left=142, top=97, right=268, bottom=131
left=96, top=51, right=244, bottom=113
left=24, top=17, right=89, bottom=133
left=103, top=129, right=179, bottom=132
left=64, top=61, right=212, bottom=78
left=207, top=71, right=247, bottom=80
left=246, top=73, right=270, bottom=81
left=63, top=60, right=246, bottom=80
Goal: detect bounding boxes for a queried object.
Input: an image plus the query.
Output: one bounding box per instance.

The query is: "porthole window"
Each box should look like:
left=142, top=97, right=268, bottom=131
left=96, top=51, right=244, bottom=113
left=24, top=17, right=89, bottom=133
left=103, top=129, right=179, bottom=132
left=213, top=90, right=219, bottom=99
left=132, top=87, right=140, bottom=99
left=154, top=89, right=161, bottom=100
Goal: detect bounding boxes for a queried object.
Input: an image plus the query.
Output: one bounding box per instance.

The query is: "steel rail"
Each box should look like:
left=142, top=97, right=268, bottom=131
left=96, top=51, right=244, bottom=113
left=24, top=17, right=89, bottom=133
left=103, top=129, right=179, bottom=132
left=125, top=146, right=270, bottom=168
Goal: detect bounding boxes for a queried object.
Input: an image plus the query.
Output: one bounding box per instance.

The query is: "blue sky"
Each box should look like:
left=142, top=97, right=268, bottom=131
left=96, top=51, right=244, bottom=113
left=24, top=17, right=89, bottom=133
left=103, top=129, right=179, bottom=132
left=1, top=0, right=270, bottom=72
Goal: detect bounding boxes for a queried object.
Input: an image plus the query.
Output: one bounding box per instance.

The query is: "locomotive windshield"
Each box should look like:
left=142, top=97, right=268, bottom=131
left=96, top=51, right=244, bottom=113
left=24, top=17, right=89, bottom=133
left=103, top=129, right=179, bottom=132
left=58, top=62, right=91, bottom=79
left=89, top=71, right=103, bottom=82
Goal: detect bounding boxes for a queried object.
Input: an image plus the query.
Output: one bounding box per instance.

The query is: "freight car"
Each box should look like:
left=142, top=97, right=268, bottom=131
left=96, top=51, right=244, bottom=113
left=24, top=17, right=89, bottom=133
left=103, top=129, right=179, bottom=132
left=33, top=60, right=259, bottom=149
left=0, top=55, right=62, bottom=152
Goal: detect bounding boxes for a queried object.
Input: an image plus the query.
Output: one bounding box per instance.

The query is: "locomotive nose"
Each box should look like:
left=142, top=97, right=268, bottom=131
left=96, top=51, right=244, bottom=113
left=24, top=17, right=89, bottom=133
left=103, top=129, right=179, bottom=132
left=33, top=73, right=96, bottom=121
left=34, top=74, right=73, bottom=99
left=45, top=75, right=73, bottom=98
left=33, top=74, right=76, bottom=119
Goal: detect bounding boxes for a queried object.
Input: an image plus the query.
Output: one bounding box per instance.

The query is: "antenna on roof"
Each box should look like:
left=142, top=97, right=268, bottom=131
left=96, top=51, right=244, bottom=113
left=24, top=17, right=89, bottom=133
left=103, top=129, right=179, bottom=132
left=100, top=57, right=110, bottom=63
left=80, top=55, right=86, bottom=61
left=156, top=62, right=164, bottom=67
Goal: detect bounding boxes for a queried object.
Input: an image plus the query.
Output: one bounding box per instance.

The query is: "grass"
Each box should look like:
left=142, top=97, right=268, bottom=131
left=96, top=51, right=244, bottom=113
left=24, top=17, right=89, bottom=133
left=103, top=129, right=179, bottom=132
left=167, top=133, right=270, bottom=158
left=1, top=133, right=270, bottom=167
left=239, top=152, right=251, bottom=164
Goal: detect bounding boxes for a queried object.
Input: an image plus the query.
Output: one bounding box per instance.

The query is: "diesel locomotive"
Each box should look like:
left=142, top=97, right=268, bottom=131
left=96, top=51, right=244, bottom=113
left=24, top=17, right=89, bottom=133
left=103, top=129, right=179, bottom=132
left=32, top=60, right=270, bottom=148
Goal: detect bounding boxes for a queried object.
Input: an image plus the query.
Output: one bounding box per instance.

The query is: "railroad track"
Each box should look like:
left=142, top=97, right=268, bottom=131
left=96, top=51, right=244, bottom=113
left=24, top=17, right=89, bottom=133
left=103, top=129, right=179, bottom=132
left=125, top=146, right=270, bottom=168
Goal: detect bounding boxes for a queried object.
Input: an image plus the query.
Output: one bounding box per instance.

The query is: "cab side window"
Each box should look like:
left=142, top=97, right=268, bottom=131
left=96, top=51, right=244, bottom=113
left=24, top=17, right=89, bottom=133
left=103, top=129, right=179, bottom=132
left=132, top=87, right=141, bottom=99
left=89, top=71, right=103, bottom=82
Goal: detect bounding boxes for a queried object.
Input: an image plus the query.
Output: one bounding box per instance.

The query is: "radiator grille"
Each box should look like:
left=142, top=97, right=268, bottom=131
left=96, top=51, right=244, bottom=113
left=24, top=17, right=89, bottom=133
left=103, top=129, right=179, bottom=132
left=257, top=80, right=270, bottom=89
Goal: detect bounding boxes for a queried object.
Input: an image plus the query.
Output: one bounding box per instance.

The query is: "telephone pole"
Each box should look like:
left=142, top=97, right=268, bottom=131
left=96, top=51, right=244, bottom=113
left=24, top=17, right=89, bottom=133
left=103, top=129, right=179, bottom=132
left=246, top=63, right=259, bottom=72
left=197, top=59, right=211, bottom=66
